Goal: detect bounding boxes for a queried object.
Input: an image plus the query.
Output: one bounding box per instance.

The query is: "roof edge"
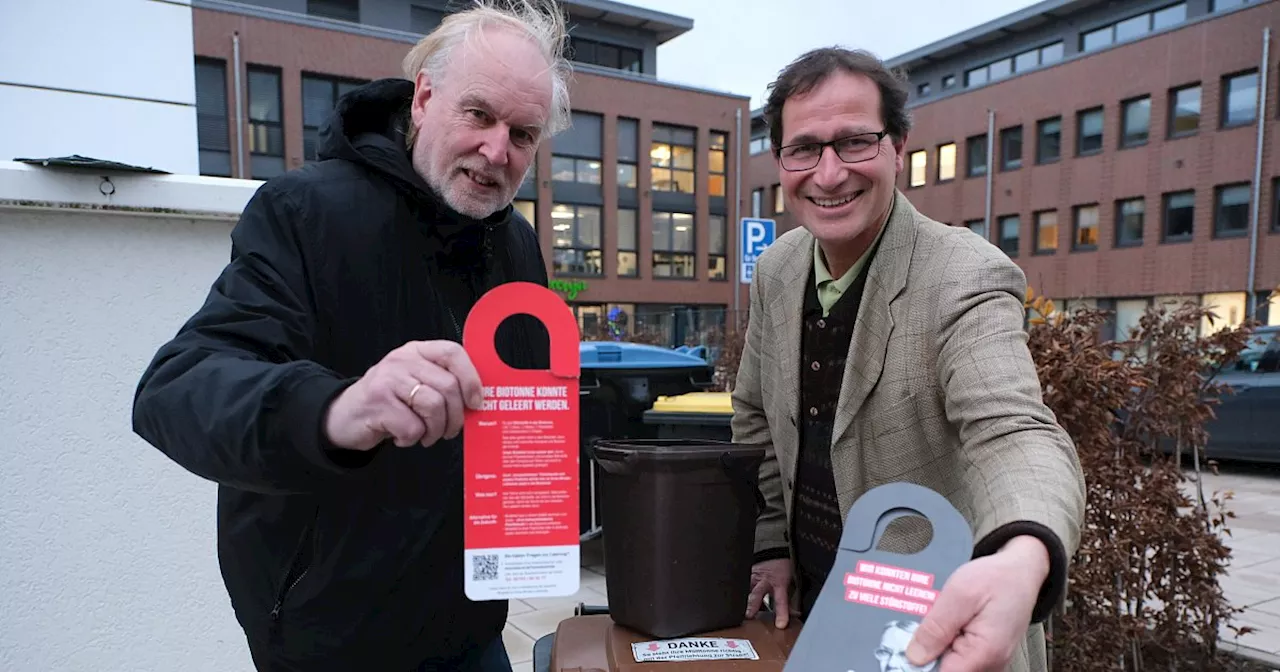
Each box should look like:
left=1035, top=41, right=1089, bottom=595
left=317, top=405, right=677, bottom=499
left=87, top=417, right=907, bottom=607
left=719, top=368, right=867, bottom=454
left=884, top=0, right=1078, bottom=69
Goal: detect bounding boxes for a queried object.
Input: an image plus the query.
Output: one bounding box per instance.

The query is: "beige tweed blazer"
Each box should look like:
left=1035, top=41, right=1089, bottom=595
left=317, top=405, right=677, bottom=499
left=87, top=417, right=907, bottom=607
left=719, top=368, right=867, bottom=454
left=730, top=190, right=1086, bottom=672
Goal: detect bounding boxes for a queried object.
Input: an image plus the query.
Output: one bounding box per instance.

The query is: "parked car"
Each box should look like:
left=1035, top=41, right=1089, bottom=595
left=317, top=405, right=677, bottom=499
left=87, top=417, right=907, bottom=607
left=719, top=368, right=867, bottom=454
left=1197, top=326, right=1280, bottom=463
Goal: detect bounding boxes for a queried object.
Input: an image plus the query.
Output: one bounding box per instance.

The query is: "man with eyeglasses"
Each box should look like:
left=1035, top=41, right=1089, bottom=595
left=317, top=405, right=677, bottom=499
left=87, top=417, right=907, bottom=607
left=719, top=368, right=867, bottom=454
left=732, top=47, right=1085, bottom=672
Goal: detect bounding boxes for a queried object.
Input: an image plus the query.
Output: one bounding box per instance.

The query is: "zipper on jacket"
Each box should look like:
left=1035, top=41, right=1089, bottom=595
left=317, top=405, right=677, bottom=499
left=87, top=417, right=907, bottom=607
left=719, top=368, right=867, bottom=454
left=270, top=566, right=310, bottom=622
left=270, top=512, right=317, bottom=623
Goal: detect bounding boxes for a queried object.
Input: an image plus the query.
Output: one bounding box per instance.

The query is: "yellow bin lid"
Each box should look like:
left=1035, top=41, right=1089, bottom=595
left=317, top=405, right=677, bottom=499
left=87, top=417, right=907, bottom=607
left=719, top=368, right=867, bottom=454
left=649, top=391, right=734, bottom=415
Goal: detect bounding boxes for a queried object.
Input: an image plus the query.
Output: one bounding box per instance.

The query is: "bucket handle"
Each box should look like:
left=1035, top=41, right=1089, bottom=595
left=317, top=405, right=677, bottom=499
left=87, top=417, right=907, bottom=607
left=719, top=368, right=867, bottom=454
left=590, top=441, right=639, bottom=475
left=719, top=452, right=767, bottom=516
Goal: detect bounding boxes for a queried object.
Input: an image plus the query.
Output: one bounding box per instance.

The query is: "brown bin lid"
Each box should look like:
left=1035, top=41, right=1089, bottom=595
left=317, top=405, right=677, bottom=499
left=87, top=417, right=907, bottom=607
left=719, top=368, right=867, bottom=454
left=550, top=614, right=801, bottom=671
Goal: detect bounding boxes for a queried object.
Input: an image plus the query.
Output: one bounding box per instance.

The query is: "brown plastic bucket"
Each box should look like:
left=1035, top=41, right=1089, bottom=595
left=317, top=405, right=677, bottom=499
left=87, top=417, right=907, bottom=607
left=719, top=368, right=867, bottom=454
left=589, top=438, right=766, bottom=639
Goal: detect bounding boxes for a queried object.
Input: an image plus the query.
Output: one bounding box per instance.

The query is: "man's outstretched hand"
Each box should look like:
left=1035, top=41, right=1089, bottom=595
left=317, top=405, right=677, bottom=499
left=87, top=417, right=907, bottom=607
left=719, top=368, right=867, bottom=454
left=747, top=557, right=797, bottom=629
left=905, top=535, right=1049, bottom=672
left=324, top=340, right=484, bottom=451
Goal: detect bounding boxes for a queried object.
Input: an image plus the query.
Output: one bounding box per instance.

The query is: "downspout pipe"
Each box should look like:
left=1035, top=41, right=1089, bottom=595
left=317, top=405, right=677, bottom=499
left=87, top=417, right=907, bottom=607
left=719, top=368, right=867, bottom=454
left=233, top=32, right=246, bottom=178
left=1246, top=27, right=1270, bottom=321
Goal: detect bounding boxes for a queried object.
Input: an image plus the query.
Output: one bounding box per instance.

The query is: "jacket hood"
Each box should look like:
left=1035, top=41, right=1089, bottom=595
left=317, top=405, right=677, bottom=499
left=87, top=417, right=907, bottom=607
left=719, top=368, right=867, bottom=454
left=315, top=78, right=514, bottom=231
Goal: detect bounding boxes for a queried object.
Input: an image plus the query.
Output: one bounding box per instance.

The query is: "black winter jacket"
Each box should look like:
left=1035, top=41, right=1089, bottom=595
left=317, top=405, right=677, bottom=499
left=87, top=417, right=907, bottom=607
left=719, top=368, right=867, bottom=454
left=132, top=78, right=551, bottom=671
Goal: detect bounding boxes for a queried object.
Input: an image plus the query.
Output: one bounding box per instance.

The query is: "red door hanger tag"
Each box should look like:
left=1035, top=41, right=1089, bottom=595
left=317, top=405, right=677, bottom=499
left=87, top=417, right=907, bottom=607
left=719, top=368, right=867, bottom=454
left=461, top=281, right=581, bottom=602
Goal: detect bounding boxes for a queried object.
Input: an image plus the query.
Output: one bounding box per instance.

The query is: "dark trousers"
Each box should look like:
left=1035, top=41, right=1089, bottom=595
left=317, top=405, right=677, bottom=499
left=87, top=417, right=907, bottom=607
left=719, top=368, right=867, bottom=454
left=414, top=636, right=512, bottom=672
left=249, top=635, right=512, bottom=672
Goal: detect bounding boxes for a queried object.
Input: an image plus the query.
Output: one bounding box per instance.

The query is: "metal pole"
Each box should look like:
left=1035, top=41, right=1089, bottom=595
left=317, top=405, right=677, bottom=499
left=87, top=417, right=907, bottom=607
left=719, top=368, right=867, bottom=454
left=233, top=32, right=246, bottom=178
left=1246, top=27, right=1270, bottom=321
left=733, top=107, right=742, bottom=322
left=985, top=109, right=995, bottom=242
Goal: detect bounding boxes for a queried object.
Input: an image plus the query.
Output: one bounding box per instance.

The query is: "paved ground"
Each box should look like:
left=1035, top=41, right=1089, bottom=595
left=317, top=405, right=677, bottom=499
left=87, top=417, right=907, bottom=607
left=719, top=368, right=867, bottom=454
left=1199, top=462, right=1280, bottom=658
left=502, top=461, right=1280, bottom=669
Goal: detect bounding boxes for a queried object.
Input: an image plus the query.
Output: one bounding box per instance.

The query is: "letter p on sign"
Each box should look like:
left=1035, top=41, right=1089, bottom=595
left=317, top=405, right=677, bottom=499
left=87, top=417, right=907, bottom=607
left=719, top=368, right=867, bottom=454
left=739, top=218, right=776, bottom=285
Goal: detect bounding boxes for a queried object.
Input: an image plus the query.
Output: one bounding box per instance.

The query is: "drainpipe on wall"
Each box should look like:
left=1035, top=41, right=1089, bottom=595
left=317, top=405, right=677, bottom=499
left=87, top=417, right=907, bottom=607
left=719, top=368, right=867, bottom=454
left=233, top=32, right=246, bottom=179
left=1246, top=26, right=1270, bottom=321
left=984, top=109, right=995, bottom=242
left=733, top=107, right=742, bottom=321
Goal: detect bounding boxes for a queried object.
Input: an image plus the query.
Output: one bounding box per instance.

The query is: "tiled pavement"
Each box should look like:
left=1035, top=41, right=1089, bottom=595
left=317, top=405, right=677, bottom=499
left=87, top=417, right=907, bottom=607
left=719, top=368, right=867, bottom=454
left=1199, top=464, right=1280, bottom=659
left=502, top=463, right=1280, bottom=669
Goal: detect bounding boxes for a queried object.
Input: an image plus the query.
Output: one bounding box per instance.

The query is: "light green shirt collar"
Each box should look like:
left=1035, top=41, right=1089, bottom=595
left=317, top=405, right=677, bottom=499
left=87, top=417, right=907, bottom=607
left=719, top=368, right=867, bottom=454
left=813, top=216, right=889, bottom=317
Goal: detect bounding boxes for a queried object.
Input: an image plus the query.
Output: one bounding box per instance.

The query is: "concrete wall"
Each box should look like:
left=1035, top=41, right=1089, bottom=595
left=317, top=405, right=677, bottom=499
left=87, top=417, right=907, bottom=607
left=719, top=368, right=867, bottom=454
left=0, top=0, right=199, bottom=174
left=0, top=161, right=261, bottom=671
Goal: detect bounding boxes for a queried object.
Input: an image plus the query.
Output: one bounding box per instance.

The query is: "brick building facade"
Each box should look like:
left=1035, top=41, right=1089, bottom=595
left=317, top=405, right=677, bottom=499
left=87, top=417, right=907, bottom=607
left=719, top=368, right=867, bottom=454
left=189, top=0, right=751, bottom=346
left=748, top=0, right=1279, bottom=334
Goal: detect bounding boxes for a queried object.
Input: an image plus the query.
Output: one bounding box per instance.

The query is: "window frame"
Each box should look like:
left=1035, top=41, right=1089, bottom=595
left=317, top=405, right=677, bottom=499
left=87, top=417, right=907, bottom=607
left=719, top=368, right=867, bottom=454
left=550, top=203, right=604, bottom=277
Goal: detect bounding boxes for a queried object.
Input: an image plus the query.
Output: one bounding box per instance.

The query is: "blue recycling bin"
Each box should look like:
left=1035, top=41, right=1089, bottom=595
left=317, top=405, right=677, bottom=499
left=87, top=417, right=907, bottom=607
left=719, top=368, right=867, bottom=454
left=577, top=341, right=714, bottom=539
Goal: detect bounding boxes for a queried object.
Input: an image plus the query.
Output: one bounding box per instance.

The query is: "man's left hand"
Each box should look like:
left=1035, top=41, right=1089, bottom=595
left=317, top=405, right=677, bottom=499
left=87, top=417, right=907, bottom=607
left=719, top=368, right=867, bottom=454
left=905, top=535, right=1049, bottom=672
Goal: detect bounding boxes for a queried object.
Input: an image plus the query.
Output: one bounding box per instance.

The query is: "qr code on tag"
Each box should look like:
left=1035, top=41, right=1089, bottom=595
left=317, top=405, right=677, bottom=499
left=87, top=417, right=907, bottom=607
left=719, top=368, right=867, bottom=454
left=472, top=554, right=499, bottom=581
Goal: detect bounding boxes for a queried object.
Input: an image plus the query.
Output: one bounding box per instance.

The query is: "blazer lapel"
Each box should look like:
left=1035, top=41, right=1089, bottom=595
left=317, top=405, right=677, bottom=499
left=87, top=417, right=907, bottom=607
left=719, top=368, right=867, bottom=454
left=768, top=236, right=812, bottom=453
left=831, top=191, right=917, bottom=447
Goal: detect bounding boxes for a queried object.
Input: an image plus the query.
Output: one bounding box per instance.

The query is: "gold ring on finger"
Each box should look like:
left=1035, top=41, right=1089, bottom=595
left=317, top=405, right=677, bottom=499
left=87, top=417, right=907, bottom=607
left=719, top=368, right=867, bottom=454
left=408, top=382, right=422, bottom=407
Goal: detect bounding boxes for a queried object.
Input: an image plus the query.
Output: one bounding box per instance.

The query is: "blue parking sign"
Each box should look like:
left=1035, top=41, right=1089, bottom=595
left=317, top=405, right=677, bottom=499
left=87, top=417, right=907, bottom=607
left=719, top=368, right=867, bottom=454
left=740, top=218, right=776, bottom=284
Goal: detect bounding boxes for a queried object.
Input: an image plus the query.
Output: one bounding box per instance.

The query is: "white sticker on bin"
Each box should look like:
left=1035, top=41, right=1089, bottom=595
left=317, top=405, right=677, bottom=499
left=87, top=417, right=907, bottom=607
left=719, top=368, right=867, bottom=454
left=631, top=637, right=760, bottom=662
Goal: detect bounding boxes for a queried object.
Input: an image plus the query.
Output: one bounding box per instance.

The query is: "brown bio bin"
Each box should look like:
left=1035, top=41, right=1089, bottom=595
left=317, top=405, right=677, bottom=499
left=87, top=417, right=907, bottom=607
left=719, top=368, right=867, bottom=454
left=544, top=611, right=800, bottom=671
left=588, top=437, right=767, bottom=639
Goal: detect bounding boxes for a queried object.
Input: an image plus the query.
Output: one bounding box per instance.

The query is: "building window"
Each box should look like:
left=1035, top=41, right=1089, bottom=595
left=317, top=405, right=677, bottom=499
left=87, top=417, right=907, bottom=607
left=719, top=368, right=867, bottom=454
left=1081, top=25, right=1113, bottom=51
left=552, top=111, right=603, bottom=184
left=1000, top=126, right=1022, bottom=170
left=617, top=117, right=638, bottom=188
left=1214, top=183, right=1251, bottom=237
left=550, top=203, right=602, bottom=276
left=652, top=211, right=695, bottom=278
left=1042, top=42, right=1065, bottom=63
left=1153, top=3, right=1188, bottom=29
left=749, top=135, right=769, bottom=154
left=1077, top=107, right=1104, bottom=155
left=1034, top=210, right=1058, bottom=254
left=247, top=66, right=285, bottom=179
left=1222, top=70, right=1259, bottom=127
left=998, top=215, right=1020, bottom=256
left=1273, top=177, right=1280, bottom=233
left=988, top=59, right=1012, bottom=81
left=1073, top=204, right=1100, bottom=250
left=918, top=82, right=931, bottom=97
left=513, top=200, right=536, bottom=231
left=964, top=41, right=1063, bottom=88
left=774, top=185, right=785, bottom=214
left=909, top=150, right=927, bottom=187
left=966, top=134, right=987, bottom=177
left=965, top=219, right=987, bottom=239
left=194, top=58, right=231, bottom=177
left=651, top=124, right=696, bottom=193
left=1169, top=84, right=1201, bottom=137
left=1116, top=198, right=1145, bottom=246
left=943, top=75, right=956, bottom=88
left=1162, top=190, right=1195, bottom=242
left=302, top=73, right=365, bottom=161
left=307, top=0, right=358, bottom=22
left=751, top=188, right=763, bottom=218
left=937, top=143, right=956, bottom=181
left=617, top=208, right=638, bottom=277
left=708, top=131, right=727, bottom=197
left=708, top=215, right=727, bottom=281
left=1080, top=3, right=1186, bottom=52
left=1120, top=96, right=1150, bottom=147
left=1036, top=117, right=1061, bottom=164
left=567, top=36, right=642, bottom=73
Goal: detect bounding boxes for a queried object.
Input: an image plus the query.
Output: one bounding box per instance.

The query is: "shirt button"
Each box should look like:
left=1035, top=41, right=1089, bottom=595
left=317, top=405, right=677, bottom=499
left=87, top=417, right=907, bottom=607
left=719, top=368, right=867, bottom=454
left=817, top=319, right=826, bottom=328
left=811, top=361, right=821, bottom=371
left=809, top=406, right=818, bottom=416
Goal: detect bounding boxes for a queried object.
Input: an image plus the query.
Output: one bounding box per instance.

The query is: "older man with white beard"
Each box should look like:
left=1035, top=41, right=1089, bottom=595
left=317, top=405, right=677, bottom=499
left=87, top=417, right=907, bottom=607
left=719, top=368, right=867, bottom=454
left=131, top=1, right=572, bottom=670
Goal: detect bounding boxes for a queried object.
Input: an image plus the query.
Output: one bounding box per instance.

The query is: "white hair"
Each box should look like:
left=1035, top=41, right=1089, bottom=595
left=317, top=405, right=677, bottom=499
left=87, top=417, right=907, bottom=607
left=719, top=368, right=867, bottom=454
left=401, top=0, right=573, bottom=138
